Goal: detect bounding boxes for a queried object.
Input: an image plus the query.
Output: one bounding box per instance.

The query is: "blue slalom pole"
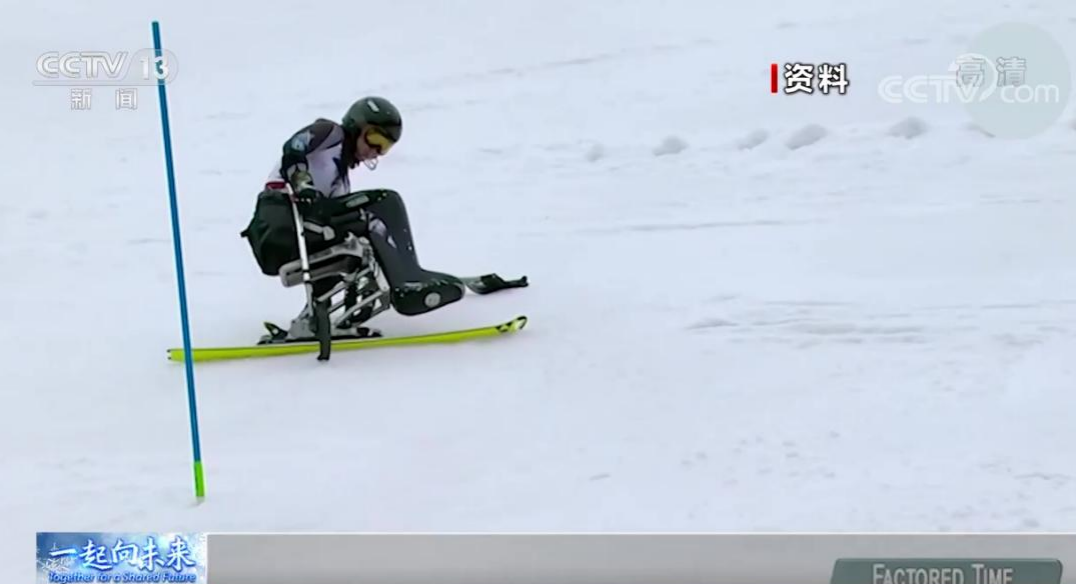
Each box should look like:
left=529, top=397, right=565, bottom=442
left=152, top=20, right=205, bottom=499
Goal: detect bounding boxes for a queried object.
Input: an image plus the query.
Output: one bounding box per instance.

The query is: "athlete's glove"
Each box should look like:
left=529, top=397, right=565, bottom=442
left=288, top=170, right=319, bottom=202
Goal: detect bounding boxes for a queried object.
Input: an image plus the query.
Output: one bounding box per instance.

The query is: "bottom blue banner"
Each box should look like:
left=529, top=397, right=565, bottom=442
left=36, top=533, right=206, bottom=584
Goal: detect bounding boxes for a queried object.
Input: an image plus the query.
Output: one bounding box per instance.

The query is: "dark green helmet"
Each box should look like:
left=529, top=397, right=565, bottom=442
left=342, top=96, right=402, bottom=142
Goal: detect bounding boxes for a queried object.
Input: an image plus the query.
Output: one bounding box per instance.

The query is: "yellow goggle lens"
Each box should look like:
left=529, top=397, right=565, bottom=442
left=364, top=128, right=395, bottom=155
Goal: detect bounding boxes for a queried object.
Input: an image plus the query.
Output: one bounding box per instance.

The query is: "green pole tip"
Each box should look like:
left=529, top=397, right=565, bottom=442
left=193, top=461, right=206, bottom=498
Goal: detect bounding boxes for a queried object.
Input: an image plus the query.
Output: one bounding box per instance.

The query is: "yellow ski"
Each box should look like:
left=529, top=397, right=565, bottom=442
left=168, top=315, right=528, bottom=362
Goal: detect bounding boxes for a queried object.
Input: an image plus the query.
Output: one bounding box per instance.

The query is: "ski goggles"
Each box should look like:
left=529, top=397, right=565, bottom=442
left=363, top=127, right=396, bottom=155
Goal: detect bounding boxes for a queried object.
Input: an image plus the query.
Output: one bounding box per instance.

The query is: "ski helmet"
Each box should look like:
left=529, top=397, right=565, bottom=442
left=342, top=96, right=402, bottom=143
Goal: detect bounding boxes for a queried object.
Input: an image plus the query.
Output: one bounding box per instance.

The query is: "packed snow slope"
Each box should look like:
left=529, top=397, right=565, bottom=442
left=3, top=0, right=1076, bottom=577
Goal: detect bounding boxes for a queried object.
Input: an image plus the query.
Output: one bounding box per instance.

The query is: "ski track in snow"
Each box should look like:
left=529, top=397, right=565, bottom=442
left=4, top=0, right=1076, bottom=579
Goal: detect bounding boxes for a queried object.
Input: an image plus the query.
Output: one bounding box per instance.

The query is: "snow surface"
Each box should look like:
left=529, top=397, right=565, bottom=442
left=4, top=0, right=1076, bottom=578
